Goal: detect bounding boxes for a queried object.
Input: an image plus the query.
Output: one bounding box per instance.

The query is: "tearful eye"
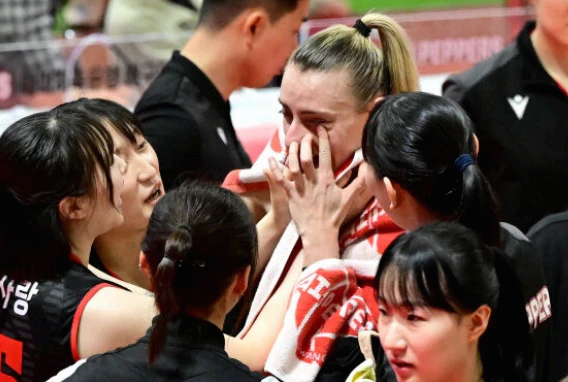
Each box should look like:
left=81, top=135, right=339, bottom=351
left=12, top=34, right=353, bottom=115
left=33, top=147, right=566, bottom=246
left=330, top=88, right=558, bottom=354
left=407, top=314, right=424, bottom=322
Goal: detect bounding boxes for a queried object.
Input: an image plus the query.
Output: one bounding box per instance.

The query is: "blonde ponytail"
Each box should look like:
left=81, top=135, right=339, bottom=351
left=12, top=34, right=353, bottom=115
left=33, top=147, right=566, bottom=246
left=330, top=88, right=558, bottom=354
left=289, top=12, right=419, bottom=110
left=361, top=13, right=420, bottom=94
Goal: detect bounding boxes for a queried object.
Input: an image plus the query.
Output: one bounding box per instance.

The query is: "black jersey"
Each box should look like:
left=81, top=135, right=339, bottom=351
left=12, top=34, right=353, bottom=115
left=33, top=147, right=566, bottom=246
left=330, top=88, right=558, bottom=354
left=50, top=316, right=262, bottom=382
left=0, top=258, right=120, bottom=382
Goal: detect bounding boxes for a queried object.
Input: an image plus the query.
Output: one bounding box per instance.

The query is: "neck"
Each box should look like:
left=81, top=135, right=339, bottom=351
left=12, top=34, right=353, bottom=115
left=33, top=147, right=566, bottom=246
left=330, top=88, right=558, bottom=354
left=66, top=223, right=95, bottom=267
left=186, top=306, right=226, bottom=331
left=94, top=229, right=151, bottom=290
left=531, top=27, right=568, bottom=89
left=180, top=28, right=243, bottom=100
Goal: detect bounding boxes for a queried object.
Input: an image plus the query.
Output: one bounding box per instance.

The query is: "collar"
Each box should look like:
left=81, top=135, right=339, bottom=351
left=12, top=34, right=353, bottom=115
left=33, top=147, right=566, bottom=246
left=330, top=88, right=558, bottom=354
left=517, top=21, right=564, bottom=91
left=148, top=315, right=226, bottom=350
left=169, top=51, right=231, bottom=116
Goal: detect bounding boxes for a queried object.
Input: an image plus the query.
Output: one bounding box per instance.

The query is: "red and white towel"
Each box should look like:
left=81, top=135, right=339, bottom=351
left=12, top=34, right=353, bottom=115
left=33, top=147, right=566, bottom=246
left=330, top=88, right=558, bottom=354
left=223, top=126, right=402, bottom=381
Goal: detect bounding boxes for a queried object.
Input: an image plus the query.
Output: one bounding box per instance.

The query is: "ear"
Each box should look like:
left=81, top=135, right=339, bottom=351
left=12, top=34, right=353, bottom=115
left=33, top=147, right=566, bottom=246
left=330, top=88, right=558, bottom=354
left=473, top=134, right=480, bottom=157
left=383, top=177, right=400, bottom=210
left=233, top=266, right=251, bottom=297
left=242, top=9, right=269, bottom=46
left=58, top=195, right=90, bottom=220
left=139, top=251, right=152, bottom=279
left=467, top=305, right=491, bottom=342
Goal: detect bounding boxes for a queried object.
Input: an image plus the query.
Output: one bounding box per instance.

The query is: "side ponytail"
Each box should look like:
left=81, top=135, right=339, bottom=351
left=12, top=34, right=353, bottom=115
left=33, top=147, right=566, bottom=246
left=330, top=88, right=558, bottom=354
left=361, top=13, right=420, bottom=95
left=148, top=226, right=193, bottom=364
left=458, top=165, right=501, bottom=247
left=480, top=247, right=534, bottom=381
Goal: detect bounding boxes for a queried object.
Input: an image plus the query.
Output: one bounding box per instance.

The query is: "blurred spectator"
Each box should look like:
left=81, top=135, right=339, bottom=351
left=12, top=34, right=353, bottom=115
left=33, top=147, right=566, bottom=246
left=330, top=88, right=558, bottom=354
left=0, top=0, right=65, bottom=97
left=443, top=0, right=568, bottom=232
left=104, top=0, right=201, bottom=66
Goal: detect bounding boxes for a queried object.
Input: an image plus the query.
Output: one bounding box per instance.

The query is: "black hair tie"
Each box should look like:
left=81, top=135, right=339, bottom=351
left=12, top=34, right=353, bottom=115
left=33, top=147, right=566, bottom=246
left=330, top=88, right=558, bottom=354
left=353, top=19, right=371, bottom=38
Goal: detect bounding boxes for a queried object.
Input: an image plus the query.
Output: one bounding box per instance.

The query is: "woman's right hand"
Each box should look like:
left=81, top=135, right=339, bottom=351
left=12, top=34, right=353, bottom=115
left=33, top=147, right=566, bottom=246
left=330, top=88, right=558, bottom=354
left=269, top=127, right=365, bottom=266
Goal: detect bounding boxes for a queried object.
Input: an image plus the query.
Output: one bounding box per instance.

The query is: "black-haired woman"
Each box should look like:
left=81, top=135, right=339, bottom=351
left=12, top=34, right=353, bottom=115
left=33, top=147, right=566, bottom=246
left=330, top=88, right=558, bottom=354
left=48, top=182, right=264, bottom=381
left=375, top=222, right=534, bottom=381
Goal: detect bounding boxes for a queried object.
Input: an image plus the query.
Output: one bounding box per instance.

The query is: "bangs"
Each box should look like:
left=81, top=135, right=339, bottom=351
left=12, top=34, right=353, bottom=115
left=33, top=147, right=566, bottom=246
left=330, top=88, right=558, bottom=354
left=377, top=250, right=456, bottom=313
left=105, top=114, right=143, bottom=144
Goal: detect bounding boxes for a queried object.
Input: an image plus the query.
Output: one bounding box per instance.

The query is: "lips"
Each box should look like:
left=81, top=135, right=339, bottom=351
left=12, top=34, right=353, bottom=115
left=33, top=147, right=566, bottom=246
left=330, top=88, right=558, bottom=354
left=390, top=359, right=414, bottom=378
left=145, top=182, right=163, bottom=204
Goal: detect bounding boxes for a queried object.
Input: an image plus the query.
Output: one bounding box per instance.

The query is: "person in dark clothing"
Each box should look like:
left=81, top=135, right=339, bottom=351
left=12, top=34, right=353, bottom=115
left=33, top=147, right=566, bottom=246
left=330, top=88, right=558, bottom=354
left=134, top=0, right=310, bottom=188
left=48, top=182, right=263, bottom=382
left=442, top=0, right=568, bottom=232
left=528, top=211, right=568, bottom=382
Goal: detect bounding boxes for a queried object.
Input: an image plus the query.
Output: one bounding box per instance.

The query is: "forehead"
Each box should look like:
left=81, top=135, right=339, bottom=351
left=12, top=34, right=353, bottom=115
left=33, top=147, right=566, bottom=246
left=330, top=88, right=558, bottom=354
left=280, top=66, right=356, bottom=111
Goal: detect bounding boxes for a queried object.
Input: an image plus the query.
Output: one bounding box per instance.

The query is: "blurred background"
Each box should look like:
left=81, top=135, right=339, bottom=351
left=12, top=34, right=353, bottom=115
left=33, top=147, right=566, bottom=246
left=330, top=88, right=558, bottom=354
left=0, top=0, right=534, bottom=160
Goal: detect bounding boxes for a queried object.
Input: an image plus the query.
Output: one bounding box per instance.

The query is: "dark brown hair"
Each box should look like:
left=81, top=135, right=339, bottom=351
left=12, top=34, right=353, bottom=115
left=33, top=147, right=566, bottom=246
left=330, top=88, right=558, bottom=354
left=143, top=182, right=258, bottom=363
left=0, top=98, right=115, bottom=281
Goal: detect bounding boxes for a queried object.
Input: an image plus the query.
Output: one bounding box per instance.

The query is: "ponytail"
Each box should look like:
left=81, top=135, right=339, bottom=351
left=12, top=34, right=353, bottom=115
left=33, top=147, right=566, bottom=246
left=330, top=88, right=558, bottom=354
left=480, top=247, right=534, bottom=381
left=148, top=226, right=193, bottom=364
left=360, top=13, right=420, bottom=95
left=289, top=12, right=419, bottom=111
left=458, top=165, right=501, bottom=247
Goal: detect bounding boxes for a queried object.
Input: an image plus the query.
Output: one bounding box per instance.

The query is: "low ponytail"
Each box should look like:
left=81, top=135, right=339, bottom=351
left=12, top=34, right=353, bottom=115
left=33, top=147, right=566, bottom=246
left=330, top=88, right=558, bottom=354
left=480, top=247, right=534, bottom=381
left=458, top=164, right=501, bottom=247
left=148, top=226, right=193, bottom=364
left=361, top=13, right=420, bottom=95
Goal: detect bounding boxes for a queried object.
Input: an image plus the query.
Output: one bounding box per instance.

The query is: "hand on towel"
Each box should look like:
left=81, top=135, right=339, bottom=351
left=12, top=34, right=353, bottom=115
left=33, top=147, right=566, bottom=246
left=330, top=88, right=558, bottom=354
left=269, top=127, right=365, bottom=266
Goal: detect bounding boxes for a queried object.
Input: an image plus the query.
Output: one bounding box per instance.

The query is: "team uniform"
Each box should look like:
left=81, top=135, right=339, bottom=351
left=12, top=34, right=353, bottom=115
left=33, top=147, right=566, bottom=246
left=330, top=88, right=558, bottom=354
left=0, top=256, right=120, bottom=382
left=528, top=212, right=568, bottom=382
left=443, top=22, right=568, bottom=232
left=499, top=223, right=552, bottom=382
left=134, top=52, right=252, bottom=189
left=48, top=316, right=262, bottom=382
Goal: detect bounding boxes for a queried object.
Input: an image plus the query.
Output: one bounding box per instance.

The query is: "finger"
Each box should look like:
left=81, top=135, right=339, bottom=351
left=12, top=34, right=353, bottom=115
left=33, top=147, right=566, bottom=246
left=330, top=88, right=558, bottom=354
left=317, top=126, right=333, bottom=179
left=343, top=176, right=367, bottom=210
left=287, top=142, right=305, bottom=193
left=300, top=134, right=316, bottom=182
left=268, top=157, right=294, bottom=195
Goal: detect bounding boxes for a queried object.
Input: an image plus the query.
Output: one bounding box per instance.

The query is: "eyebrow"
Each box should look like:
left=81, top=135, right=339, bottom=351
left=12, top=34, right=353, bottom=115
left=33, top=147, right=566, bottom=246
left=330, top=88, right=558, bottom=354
left=278, top=99, right=335, bottom=117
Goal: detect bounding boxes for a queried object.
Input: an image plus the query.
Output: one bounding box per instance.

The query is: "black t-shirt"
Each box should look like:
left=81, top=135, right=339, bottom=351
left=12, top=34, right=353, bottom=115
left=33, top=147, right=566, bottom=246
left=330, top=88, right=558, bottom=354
left=528, top=211, right=568, bottom=382
left=134, top=52, right=252, bottom=189
left=443, top=22, right=568, bottom=232
left=0, top=260, right=120, bottom=382
left=53, top=316, right=262, bottom=382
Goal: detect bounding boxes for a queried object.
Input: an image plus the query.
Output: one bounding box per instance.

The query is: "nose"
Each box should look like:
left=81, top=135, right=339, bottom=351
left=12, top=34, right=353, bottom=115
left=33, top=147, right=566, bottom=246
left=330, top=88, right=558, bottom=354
left=137, top=156, right=158, bottom=184
left=284, top=119, right=311, bottom=148
left=380, top=321, right=408, bottom=354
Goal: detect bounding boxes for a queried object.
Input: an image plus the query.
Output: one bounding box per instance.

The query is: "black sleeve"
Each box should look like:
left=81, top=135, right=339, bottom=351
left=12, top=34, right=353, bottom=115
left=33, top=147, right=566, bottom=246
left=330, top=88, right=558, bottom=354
left=442, top=75, right=468, bottom=104
left=136, top=104, right=202, bottom=190
left=527, top=220, right=568, bottom=382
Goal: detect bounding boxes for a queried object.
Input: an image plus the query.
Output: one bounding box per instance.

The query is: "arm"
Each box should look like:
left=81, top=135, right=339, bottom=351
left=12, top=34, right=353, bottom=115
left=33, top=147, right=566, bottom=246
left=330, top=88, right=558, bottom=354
left=226, top=252, right=303, bottom=371
left=77, top=287, right=157, bottom=359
